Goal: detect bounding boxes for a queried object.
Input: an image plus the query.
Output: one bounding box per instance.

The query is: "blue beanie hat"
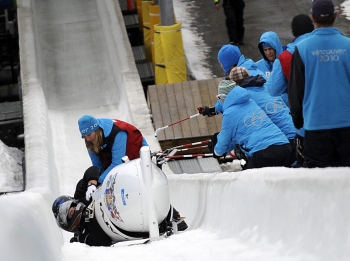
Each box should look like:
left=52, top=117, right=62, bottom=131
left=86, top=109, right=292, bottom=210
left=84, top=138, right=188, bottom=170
left=217, top=44, right=242, bottom=75
left=78, top=115, right=99, bottom=137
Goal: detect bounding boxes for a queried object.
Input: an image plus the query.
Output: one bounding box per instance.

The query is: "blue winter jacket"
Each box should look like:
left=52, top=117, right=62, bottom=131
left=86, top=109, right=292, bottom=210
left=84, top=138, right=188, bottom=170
left=240, top=75, right=296, bottom=140
left=289, top=27, right=350, bottom=131
left=88, top=118, right=148, bottom=183
left=265, top=33, right=311, bottom=137
left=215, top=55, right=266, bottom=114
left=256, top=31, right=284, bottom=78
left=266, top=33, right=311, bottom=99
left=214, top=87, right=289, bottom=157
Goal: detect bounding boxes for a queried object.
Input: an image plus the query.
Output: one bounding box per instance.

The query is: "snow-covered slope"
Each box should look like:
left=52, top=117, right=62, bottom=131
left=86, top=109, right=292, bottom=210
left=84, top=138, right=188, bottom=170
left=1, top=0, right=349, bottom=260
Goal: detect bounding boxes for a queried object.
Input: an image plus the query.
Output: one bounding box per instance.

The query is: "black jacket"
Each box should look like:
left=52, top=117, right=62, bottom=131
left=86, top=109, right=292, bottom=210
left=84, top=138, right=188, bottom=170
left=78, top=215, right=112, bottom=246
left=73, top=166, right=112, bottom=246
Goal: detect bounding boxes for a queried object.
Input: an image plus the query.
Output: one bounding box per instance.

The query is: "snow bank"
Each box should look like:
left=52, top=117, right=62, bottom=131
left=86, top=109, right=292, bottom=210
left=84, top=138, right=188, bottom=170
left=1, top=1, right=64, bottom=260
left=0, top=140, right=23, bottom=192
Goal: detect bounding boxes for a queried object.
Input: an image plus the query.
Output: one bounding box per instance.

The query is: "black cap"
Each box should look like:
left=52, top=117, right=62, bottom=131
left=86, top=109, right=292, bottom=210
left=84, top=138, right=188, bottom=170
left=311, top=0, right=335, bottom=17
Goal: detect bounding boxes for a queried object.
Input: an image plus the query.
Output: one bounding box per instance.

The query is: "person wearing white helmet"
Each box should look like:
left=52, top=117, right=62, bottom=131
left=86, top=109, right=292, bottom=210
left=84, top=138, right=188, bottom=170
left=52, top=194, right=113, bottom=246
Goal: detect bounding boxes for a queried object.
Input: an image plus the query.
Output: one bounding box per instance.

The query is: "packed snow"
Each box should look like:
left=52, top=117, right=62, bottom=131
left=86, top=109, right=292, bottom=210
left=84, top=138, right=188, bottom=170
left=1, top=0, right=350, bottom=261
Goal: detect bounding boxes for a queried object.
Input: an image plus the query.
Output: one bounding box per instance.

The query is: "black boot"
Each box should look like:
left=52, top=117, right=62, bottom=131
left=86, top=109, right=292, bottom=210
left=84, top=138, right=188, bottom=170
left=172, top=207, right=188, bottom=231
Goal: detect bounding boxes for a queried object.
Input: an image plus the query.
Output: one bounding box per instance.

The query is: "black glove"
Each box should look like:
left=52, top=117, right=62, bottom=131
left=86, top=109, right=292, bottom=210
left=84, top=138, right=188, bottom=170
left=208, top=132, right=219, bottom=152
left=70, top=231, right=81, bottom=243
left=212, top=152, right=222, bottom=159
left=197, top=106, right=217, bottom=117
left=208, top=132, right=224, bottom=159
left=234, top=144, right=247, bottom=161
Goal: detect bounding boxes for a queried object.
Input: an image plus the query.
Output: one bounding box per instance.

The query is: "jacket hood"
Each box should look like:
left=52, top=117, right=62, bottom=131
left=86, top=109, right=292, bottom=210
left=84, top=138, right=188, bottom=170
left=258, top=31, right=283, bottom=61
left=223, top=86, right=250, bottom=110
left=96, top=118, right=114, bottom=137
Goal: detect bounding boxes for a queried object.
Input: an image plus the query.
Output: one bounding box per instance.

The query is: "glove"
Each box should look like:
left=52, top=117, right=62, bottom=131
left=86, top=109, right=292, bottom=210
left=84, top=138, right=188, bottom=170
left=212, top=152, right=222, bottom=159
left=208, top=132, right=219, bottom=152
left=85, top=184, right=96, bottom=201
left=197, top=106, right=217, bottom=117
left=234, top=144, right=247, bottom=161
left=70, top=231, right=81, bottom=243
left=208, top=132, right=220, bottom=156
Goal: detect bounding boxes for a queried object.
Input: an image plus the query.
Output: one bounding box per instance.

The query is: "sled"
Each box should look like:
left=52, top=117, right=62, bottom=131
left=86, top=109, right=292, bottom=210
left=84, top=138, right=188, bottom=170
left=92, top=146, right=171, bottom=244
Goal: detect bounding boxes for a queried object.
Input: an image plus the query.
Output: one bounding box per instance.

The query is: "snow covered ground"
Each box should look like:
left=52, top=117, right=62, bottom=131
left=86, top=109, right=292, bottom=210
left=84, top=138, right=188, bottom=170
left=1, top=0, right=350, bottom=260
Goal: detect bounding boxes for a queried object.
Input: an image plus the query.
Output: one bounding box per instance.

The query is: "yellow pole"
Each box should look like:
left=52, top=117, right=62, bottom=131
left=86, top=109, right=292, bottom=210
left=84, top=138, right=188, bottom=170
left=154, top=23, right=187, bottom=84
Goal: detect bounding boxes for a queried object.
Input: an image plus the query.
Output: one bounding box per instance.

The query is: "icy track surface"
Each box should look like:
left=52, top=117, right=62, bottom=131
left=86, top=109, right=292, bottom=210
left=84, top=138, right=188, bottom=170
left=1, top=0, right=349, bottom=260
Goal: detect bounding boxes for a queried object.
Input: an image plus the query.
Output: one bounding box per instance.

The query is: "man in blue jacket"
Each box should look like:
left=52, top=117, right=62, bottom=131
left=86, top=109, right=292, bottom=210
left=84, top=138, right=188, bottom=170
left=289, top=0, right=350, bottom=167
left=255, top=31, right=284, bottom=79
left=266, top=14, right=314, bottom=167
left=211, top=81, right=291, bottom=169
left=267, top=14, right=314, bottom=100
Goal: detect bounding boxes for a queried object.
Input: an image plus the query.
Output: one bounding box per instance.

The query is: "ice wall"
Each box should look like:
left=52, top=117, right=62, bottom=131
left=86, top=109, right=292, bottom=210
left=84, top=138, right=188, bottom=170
left=168, top=167, right=350, bottom=261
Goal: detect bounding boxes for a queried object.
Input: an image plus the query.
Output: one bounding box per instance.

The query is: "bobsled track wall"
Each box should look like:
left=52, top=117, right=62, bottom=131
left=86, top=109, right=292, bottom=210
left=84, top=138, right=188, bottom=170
left=168, top=169, right=350, bottom=261
left=1, top=0, right=160, bottom=260
left=1, top=0, right=349, bottom=261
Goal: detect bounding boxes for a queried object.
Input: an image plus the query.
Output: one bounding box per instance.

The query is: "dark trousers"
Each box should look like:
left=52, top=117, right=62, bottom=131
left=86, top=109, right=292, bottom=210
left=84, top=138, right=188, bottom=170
left=294, top=134, right=304, bottom=167
left=223, top=0, right=245, bottom=43
left=246, top=144, right=292, bottom=169
left=288, top=138, right=297, bottom=167
left=303, top=127, right=350, bottom=167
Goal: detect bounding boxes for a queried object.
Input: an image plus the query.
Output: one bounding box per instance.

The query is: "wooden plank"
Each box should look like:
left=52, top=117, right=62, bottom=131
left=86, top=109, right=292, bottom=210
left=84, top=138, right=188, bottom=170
left=147, top=85, right=160, bottom=131
left=158, top=84, right=175, bottom=140
left=189, top=80, right=209, bottom=136
left=169, top=82, right=184, bottom=139
left=163, top=84, right=181, bottom=139
left=148, top=84, right=166, bottom=140
left=182, top=81, right=200, bottom=138
left=173, top=82, right=190, bottom=138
